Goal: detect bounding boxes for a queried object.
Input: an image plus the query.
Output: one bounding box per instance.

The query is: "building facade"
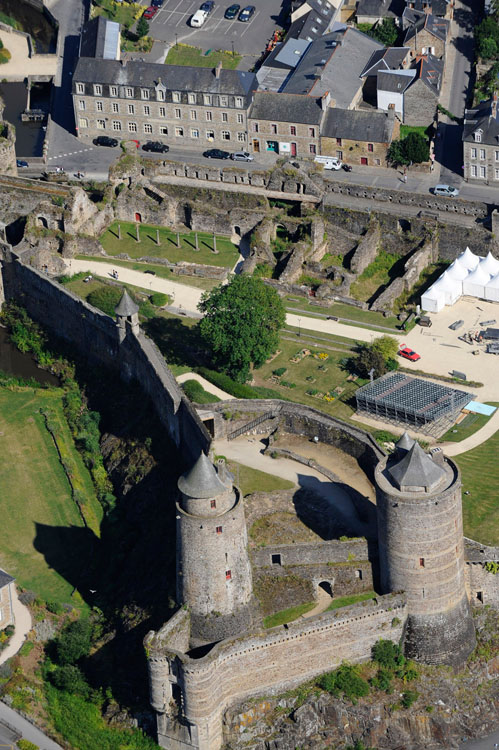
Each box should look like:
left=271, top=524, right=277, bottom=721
left=0, top=571, right=15, bottom=631
left=463, top=94, right=499, bottom=186
left=321, top=107, right=399, bottom=166
left=72, top=58, right=257, bottom=152
left=248, top=92, right=324, bottom=157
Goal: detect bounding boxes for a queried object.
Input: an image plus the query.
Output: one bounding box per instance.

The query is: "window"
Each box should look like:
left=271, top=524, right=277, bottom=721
left=76, top=82, right=85, bottom=94
left=225, top=570, right=232, bottom=580
left=237, top=132, right=245, bottom=142
left=235, top=96, right=243, bottom=108
left=496, top=151, right=499, bottom=161
left=222, top=112, right=228, bottom=122
left=206, top=129, right=215, bottom=140
left=206, top=111, right=213, bottom=121
left=471, top=164, right=477, bottom=177
left=237, top=113, right=244, bottom=124
left=336, top=150, right=343, bottom=160
left=159, top=106, right=166, bottom=117
left=471, top=148, right=477, bottom=159
left=270, top=124, right=277, bottom=135
left=110, top=86, right=118, bottom=97
left=480, top=165, right=486, bottom=178
left=141, top=88, right=149, bottom=100
left=96, top=101, right=103, bottom=111
left=290, top=125, right=296, bottom=136
left=474, top=131, right=482, bottom=142
left=271, top=554, right=282, bottom=565
left=157, top=89, right=165, bottom=101
left=126, top=87, right=133, bottom=98
left=204, top=94, right=212, bottom=105
left=78, top=100, right=85, bottom=110
left=480, top=148, right=486, bottom=160
left=94, top=84, right=102, bottom=95
left=128, top=122, right=137, bottom=132
left=112, top=121, right=122, bottom=131
left=190, top=110, right=197, bottom=120
left=143, top=105, right=150, bottom=116
left=160, top=126, right=168, bottom=135
left=355, top=570, right=363, bottom=580
left=190, top=128, right=199, bottom=138
left=128, top=104, right=135, bottom=115
left=219, top=95, right=228, bottom=106
left=78, top=117, right=88, bottom=129
left=96, top=119, right=106, bottom=130
left=495, top=168, right=499, bottom=180
left=175, top=108, right=181, bottom=119
left=309, top=127, right=315, bottom=137
left=419, top=557, right=425, bottom=567
left=144, top=123, right=153, bottom=133
left=175, top=127, right=184, bottom=137
left=252, top=122, right=259, bottom=133
left=172, top=91, right=181, bottom=102
left=368, top=143, right=374, bottom=152
left=216, top=526, right=223, bottom=534
left=336, top=137, right=342, bottom=146
left=210, top=499, right=216, bottom=509
left=221, top=130, right=230, bottom=140
left=309, top=143, right=316, bottom=154
left=112, top=102, right=119, bottom=113
left=188, top=92, right=196, bottom=104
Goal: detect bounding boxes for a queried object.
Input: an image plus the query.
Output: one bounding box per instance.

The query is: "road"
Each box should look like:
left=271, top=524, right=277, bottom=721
left=0, top=701, right=63, bottom=750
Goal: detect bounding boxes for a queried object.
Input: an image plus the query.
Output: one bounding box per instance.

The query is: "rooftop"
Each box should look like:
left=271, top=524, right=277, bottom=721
left=357, top=0, right=405, bottom=18
left=178, top=452, right=229, bottom=499
left=377, top=68, right=416, bottom=93
left=80, top=16, right=120, bottom=60
left=322, top=107, right=395, bottom=142
left=463, top=97, right=499, bottom=145
left=0, top=570, right=14, bottom=589
left=249, top=91, right=324, bottom=124
left=388, top=441, right=446, bottom=492
left=360, top=47, right=410, bottom=77
left=115, top=289, right=139, bottom=317
left=403, top=13, right=449, bottom=44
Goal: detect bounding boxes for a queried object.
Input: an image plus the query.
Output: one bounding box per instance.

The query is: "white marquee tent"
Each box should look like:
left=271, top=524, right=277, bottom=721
left=462, top=264, right=491, bottom=298
left=421, top=283, right=445, bottom=313
left=458, top=246, right=480, bottom=271
left=479, top=251, right=499, bottom=276
left=435, top=271, right=462, bottom=305
left=420, top=247, right=499, bottom=312
left=485, top=272, right=499, bottom=302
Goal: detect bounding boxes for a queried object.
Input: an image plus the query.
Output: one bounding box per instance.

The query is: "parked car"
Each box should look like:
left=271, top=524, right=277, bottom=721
left=151, top=0, right=163, bottom=6
left=16, top=160, right=29, bottom=168
left=200, top=0, right=215, bottom=12
left=225, top=3, right=240, bottom=18
left=204, top=148, right=230, bottom=159
left=398, top=345, right=421, bottom=362
left=433, top=184, right=459, bottom=197
left=143, top=6, right=157, bottom=18
left=342, top=164, right=352, bottom=172
left=142, top=141, right=169, bottom=153
left=314, top=155, right=342, bottom=170
left=191, top=8, right=208, bottom=25
left=93, top=136, right=118, bottom=147
left=238, top=5, right=255, bottom=20
left=231, top=151, right=253, bottom=161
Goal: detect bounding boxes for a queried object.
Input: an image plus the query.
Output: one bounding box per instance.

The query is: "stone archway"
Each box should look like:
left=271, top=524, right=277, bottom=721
left=318, top=581, right=333, bottom=597
left=135, top=212, right=142, bottom=223
left=234, top=225, right=241, bottom=236
left=37, top=216, right=48, bottom=229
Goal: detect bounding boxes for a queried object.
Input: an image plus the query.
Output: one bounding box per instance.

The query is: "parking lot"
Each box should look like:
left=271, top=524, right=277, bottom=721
left=140, top=0, right=289, bottom=58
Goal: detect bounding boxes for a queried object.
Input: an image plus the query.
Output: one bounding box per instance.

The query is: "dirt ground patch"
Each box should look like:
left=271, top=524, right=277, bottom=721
left=250, top=511, right=322, bottom=546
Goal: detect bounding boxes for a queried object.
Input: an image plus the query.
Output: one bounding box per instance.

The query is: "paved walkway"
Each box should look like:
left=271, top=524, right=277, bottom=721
left=176, top=372, right=232, bottom=400
left=302, top=585, right=332, bottom=619
left=442, top=408, right=499, bottom=456
left=0, top=701, right=63, bottom=750
left=0, top=30, right=57, bottom=80
left=0, top=587, right=32, bottom=666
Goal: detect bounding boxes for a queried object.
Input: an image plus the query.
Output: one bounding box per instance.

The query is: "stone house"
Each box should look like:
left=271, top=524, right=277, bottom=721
left=360, top=46, right=411, bottom=105
left=404, top=53, right=443, bottom=125
left=403, top=13, right=449, bottom=58
left=377, top=69, right=416, bottom=120
left=72, top=58, right=257, bottom=151
left=0, top=570, right=14, bottom=630
left=248, top=92, right=325, bottom=157
left=356, top=0, right=405, bottom=25
left=463, top=94, right=499, bottom=186
left=320, top=107, right=399, bottom=166
left=405, top=0, right=452, bottom=18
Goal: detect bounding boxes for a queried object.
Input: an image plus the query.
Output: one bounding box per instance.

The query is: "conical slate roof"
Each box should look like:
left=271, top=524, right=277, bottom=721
left=396, top=431, right=415, bottom=454
left=178, top=452, right=228, bottom=499
left=115, top=289, right=139, bottom=316
left=388, top=441, right=445, bottom=491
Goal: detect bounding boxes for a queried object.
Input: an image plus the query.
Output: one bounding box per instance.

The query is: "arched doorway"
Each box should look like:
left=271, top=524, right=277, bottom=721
left=37, top=216, right=48, bottom=229
left=135, top=212, right=142, bottom=223
left=234, top=225, right=241, bottom=236
left=318, top=581, right=333, bottom=597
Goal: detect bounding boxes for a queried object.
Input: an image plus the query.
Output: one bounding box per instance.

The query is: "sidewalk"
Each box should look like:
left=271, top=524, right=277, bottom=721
left=0, top=701, right=63, bottom=750
left=0, top=30, right=57, bottom=80
left=0, top=587, right=32, bottom=667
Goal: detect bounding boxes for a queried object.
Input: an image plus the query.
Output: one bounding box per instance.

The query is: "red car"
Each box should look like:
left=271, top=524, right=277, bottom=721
left=398, top=345, right=421, bottom=362
left=143, top=6, right=157, bottom=19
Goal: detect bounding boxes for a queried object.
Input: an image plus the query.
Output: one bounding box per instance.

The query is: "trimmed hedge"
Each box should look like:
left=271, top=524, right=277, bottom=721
left=182, top=379, right=221, bottom=404
left=197, top=367, right=287, bottom=401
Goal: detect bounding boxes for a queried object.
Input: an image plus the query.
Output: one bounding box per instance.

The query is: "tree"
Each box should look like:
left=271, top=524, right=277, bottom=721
left=354, top=346, right=387, bottom=379
left=51, top=664, right=90, bottom=697
left=136, top=17, right=149, bottom=38
left=371, top=18, right=398, bottom=46
left=478, top=36, right=497, bottom=60
left=387, top=139, right=409, bottom=167
left=403, top=132, right=430, bottom=164
left=198, top=275, right=286, bottom=383
left=56, top=619, right=92, bottom=666
left=371, top=335, right=399, bottom=362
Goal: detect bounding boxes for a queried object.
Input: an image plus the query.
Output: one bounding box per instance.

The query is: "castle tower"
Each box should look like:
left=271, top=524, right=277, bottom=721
left=176, top=453, right=253, bottom=644
left=115, top=289, right=139, bottom=341
left=375, top=442, right=475, bottom=667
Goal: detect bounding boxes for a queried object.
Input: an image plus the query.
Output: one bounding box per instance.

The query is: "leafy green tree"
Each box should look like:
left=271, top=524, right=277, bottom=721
left=403, top=132, right=430, bottom=164
left=51, top=665, right=90, bottom=697
left=371, top=335, right=399, bottom=362
left=387, top=139, right=409, bottom=166
left=136, top=17, right=149, bottom=38
left=198, top=275, right=285, bottom=383
left=56, top=619, right=92, bottom=666
left=478, top=36, right=497, bottom=59
left=318, top=664, right=370, bottom=702
left=371, top=18, right=398, bottom=46
left=355, top=346, right=387, bottom=379
left=372, top=639, right=405, bottom=670
left=401, top=689, right=419, bottom=708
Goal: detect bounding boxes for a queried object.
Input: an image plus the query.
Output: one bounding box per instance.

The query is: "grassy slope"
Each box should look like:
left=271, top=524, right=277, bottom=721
left=456, top=431, right=499, bottom=545
left=0, top=389, right=102, bottom=605
left=438, top=404, right=499, bottom=443
left=227, top=461, right=295, bottom=495
left=165, top=44, right=241, bottom=69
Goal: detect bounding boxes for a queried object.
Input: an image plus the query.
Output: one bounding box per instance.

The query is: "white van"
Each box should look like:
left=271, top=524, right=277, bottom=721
left=191, top=9, right=208, bottom=26
left=314, top=155, right=342, bottom=170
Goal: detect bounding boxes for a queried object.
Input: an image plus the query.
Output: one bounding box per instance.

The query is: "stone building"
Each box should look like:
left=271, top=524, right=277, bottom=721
left=403, top=53, right=443, bottom=125
left=463, top=94, right=499, bottom=186
left=356, top=0, right=405, bottom=26
left=0, top=570, right=15, bottom=630
left=403, top=13, right=449, bottom=58
left=72, top=58, right=257, bottom=151
left=375, top=435, right=475, bottom=666
left=248, top=92, right=325, bottom=157
left=320, top=107, right=399, bottom=166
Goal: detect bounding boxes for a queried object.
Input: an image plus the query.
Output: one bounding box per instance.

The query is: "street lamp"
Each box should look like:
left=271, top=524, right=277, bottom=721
left=231, top=40, right=235, bottom=56
left=297, top=317, right=301, bottom=337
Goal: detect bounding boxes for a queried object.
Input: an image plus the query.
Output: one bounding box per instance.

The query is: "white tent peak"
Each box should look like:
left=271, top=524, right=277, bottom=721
left=458, top=247, right=480, bottom=271
left=487, top=272, right=499, bottom=287
left=479, top=252, right=499, bottom=275
left=466, top=264, right=491, bottom=282
left=447, top=258, right=469, bottom=281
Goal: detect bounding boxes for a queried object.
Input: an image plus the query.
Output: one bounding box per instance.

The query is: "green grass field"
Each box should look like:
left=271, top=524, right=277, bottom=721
left=326, top=590, right=376, bottom=611
left=263, top=601, right=315, bottom=628
left=284, top=295, right=401, bottom=331
left=400, top=125, right=430, bottom=141
left=99, top=221, right=239, bottom=268
left=92, top=0, right=139, bottom=28
left=350, top=251, right=403, bottom=303
left=227, top=461, right=295, bottom=496
left=456, top=431, right=499, bottom=545
left=0, top=389, right=103, bottom=606
left=438, top=404, right=498, bottom=443
left=165, top=44, right=241, bottom=69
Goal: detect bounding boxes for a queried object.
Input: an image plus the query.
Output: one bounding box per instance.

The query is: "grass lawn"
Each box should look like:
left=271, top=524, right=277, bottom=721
left=326, top=590, right=376, bottom=611
left=100, top=221, right=239, bottom=268
left=0, top=389, right=103, bottom=607
left=400, top=125, right=430, bottom=141
left=350, top=251, right=403, bottom=304
left=284, top=295, right=401, bottom=331
left=75, top=255, right=220, bottom=291
left=438, top=404, right=499, bottom=443
left=455, top=432, right=499, bottom=545
left=263, top=601, right=315, bottom=628
left=92, top=0, right=140, bottom=28
left=165, top=44, right=241, bottom=70
left=226, top=461, right=295, bottom=496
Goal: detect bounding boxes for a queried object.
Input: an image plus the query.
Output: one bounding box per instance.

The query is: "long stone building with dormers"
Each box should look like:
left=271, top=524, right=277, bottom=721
left=72, top=58, right=258, bottom=151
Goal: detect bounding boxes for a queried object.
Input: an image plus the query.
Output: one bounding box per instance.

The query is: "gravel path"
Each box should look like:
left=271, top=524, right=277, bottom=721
left=0, top=587, right=32, bottom=666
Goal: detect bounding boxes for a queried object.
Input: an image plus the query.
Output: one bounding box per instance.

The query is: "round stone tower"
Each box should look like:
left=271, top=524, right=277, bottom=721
left=375, top=435, right=475, bottom=667
left=176, top=453, right=253, bottom=644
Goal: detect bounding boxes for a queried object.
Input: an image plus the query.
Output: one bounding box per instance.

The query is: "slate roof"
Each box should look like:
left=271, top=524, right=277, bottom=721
left=80, top=16, right=120, bottom=60
left=115, top=289, right=139, bottom=316
left=283, top=26, right=384, bottom=108
left=396, top=431, right=415, bottom=454
left=377, top=69, right=415, bottom=93
left=412, top=53, right=443, bottom=96
left=360, top=47, right=410, bottom=77
left=404, top=13, right=449, bottom=44
left=388, top=442, right=446, bottom=491
left=401, top=7, right=425, bottom=28
left=249, top=92, right=323, bottom=124
left=73, top=58, right=258, bottom=98
left=287, top=2, right=335, bottom=43
left=463, top=98, right=499, bottom=145
left=356, top=0, right=405, bottom=18
left=407, top=0, right=450, bottom=15
left=0, top=570, right=14, bottom=590
left=322, top=107, right=395, bottom=143
left=178, top=452, right=229, bottom=499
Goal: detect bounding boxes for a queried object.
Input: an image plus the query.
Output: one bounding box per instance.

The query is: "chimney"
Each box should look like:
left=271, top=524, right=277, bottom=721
left=321, top=91, right=331, bottom=110
left=121, top=57, right=126, bottom=67
left=217, top=458, right=227, bottom=483
left=429, top=447, right=445, bottom=468
left=492, top=91, right=498, bottom=120
left=387, top=102, right=395, bottom=120
left=215, top=61, right=222, bottom=79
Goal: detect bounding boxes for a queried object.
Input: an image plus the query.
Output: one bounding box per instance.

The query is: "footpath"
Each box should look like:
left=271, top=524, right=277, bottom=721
left=0, top=588, right=32, bottom=667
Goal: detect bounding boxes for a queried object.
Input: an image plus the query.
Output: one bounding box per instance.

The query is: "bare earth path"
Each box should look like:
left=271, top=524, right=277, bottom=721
left=302, top=584, right=332, bottom=619
left=0, top=587, right=32, bottom=666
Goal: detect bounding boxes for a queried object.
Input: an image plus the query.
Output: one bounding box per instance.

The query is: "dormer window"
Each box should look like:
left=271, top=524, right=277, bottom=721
left=76, top=82, right=85, bottom=94
left=110, top=86, right=118, bottom=97
left=141, top=88, right=149, bottom=100
left=94, top=84, right=102, bottom=95
left=172, top=91, right=181, bottom=102
left=188, top=92, right=196, bottom=104
left=125, top=87, right=134, bottom=98
left=157, top=89, right=165, bottom=101
left=474, top=130, right=482, bottom=142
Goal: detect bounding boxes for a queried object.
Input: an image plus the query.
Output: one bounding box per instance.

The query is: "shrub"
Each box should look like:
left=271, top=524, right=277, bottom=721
left=273, top=367, right=287, bottom=377
left=401, top=689, right=419, bottom=708
left=51, top=665, right=91, bottom=698
left=150, top=292, right=168, bottom=307
left=182, top=379, right=220, bottom=404
left=87, top=286, right=122, bottom=317
left=370, top=667, right=393, bottom=693
left=372, top=639, right=405, bottom=670
left=46, top=600, right=64, bottom=615
left=55, top=619, right=92, bottom=666
left=197, top=367, right=285, bottom=401
left=18, top=741, right=39, bottom=750
left=318, top=664, right=370, bottom=702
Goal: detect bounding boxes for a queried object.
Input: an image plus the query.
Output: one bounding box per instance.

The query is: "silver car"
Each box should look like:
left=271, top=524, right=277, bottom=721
left=231, top=151, right=254, bottom=161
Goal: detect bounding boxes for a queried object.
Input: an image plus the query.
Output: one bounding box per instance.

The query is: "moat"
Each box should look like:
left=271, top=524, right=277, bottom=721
left=0, top=326, right=58, bottom=385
